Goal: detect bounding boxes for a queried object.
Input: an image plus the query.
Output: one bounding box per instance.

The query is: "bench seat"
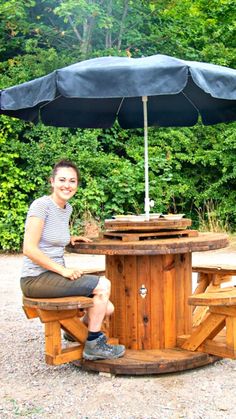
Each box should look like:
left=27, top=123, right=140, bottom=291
left=178, top=287, right=236, bottom=359
left=22, top=268, right=106, bottom=366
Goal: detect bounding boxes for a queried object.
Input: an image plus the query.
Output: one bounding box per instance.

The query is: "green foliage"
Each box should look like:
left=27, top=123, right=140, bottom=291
left=0, top=117, right=35, bottom=250
left=0, top=0, right=236, bottom=250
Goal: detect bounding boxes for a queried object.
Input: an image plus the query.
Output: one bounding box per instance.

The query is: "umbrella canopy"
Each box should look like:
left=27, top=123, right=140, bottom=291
left=1, top=54, right=236, bottom=127
left=1, top=54, right=236, bottom=217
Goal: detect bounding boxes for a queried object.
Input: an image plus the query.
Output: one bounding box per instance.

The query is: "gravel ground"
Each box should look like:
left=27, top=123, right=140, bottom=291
left=1, top=245, right=236, bottom=419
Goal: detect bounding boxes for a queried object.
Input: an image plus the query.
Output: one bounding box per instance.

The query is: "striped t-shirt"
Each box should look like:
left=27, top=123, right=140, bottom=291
left=21, top=195, right=72, bottom=277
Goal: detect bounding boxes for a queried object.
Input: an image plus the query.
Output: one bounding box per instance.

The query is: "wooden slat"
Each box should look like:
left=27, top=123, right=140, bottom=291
left=192, top=278, right=223, bottom=327
left=46, top=345, right=84, bottom=365
left=124, top=255, right=139, bottom=349
left=37, top=309, right=78, bottom=322
left=192, top=265, right=236, bottom=275
left=137, top=256, right=151, bottom=349
left=103, top=229, right=198, bottom=241
left=163, top=254, right=176, bottom=348
left=177, top=335, right=236, bottom=359
left=175, top=253, right=192, bottom=336
left=226, top=316, right=236, bottom=353
left=182, top=313, right=225, bottom=351
left=23, top=295, right=94, bottom=310
left=107, top=254, right=127, bottom=346
left=210, top=306, right=236, bottom=317
left=150, top=254, right=164, bottom=349
left=60, top=317, right=88, bottom=343
left=104, top=218, right=192, bottom=231
left=22, top=306, right=39, bottom=319
left=188, top=288, right=236, bottom=306
left=45, top=321, right=61, bottom=357
left=199, top=340, right=236, bottom=359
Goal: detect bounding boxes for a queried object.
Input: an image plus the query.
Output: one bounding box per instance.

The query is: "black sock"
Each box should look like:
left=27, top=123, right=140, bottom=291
left=87, top=331, right=103, bottom=341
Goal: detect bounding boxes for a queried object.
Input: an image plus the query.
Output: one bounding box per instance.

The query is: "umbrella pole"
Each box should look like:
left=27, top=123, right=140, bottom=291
left=142, top=96, right=150, bottom=221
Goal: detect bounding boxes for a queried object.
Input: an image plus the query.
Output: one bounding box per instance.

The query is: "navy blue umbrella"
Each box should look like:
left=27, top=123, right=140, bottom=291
left=1, top=54, right=236, bottom=218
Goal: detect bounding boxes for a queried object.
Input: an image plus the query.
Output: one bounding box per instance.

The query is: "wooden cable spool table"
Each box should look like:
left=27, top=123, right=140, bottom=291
left=67, top=220, right=229, bottom=374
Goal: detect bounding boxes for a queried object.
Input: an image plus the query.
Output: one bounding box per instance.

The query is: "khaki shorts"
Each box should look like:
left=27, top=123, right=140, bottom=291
left=20, top=271, right=100, bottom=298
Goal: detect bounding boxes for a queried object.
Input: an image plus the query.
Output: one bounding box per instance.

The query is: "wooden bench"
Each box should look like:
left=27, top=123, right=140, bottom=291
left=22, top=268, right=105, bottom=366
left=192, top=264, right=236, bottom=327
left=179, top=287, right=236, bottom=359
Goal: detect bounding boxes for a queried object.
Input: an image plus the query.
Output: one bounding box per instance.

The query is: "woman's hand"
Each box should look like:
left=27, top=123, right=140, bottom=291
left=61, top=267, right=84, bottom=281
left=70, top=235, right=92, bottom=245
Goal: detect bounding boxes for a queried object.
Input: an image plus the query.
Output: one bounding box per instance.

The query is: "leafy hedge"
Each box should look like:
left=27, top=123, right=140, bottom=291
left=1, top=116, right=236, bottom=251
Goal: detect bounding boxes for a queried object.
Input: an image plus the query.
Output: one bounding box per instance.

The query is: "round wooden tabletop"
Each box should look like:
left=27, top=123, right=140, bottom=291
left=67, top=232, right=229, bottom=256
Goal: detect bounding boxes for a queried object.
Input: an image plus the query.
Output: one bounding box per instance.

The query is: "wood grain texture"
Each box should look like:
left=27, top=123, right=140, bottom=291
left=73, top=348, right=219, bottom=375
left=67, top=233, right=229, bottom=256
left=188, top=288, right=236, bottom=306
left=104, top=218, right=192, bottom=231
left=23, top=295, right=94, bottom=310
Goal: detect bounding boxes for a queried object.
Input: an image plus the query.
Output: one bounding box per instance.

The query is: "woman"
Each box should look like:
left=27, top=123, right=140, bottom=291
left=20, top=159, right=125, bottom=361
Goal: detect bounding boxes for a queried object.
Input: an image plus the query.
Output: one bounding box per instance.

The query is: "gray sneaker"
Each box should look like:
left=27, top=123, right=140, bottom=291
left=83, top=334, right=125, bottom=360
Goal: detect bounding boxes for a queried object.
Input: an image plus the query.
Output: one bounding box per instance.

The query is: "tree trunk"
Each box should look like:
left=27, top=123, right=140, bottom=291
left=105, top=0, right=113, bottom=49
left=117, top=0, right=129, bottom=50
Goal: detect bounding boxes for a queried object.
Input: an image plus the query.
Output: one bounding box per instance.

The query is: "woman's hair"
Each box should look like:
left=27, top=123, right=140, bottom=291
left=51, top=159, right=80, bottom=181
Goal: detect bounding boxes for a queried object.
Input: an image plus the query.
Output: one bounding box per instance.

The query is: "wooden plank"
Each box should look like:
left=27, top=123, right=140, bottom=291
left=137, top=256, right=152, bottom=349
left=104, top=218, right=192, bottom=231
left=123, top=256, right=139, bottom=349
left=199, top=340, right=235, bottom=359
left=22, top=306, right=39, bottom=319
left=193, top=278, right=223, bottom=327
left=188, top=288, right=236, bottom=306
left=210, top=306, right=236, bottom=317
left=193, top=306, right=209, bottom=328
left=182, top=313, right=225, bottom=351
left=192, top=265, right=236, bottom=275
left=150, top=254, right=164, bottom=349
left=106, top=255, right=127, bottom=345
left=194, top=273, right=210, bottom=292
left=103, top=229, right=198, bottom=241
left=60, top=317, right=88, bottom=343
left=23, top=295, right=94, bottom=310
left=45, top=321, right=61, bottom=357
left=163, top=254, right=176, bottom=348
left=46, top=345, right=83, bottom=365
left=175, top=253, right=192, bottom=336
left=226, top=316, right=236, bottom=353
left=212, top=274, right=233, bottom=286
left=37, top=309, right=78, bottom=322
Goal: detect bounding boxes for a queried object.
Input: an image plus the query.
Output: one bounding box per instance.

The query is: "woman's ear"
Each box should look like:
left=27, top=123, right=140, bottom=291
left=50, top=177, right=54, bottom=189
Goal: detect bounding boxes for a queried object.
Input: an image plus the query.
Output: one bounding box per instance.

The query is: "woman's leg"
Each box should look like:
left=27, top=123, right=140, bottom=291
left=82, top=300, right=114, bottom=326
left=86, top=276, right=111, bottom=332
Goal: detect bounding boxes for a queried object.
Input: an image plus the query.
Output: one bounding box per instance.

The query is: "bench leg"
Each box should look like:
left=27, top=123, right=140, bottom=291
left=33, top=309, right=89, bottom=365
left=45, top=321, right=62, bottom=359
left=226, top=316, right=236, bottom=356
left=192, top=273, right=233, bottom=327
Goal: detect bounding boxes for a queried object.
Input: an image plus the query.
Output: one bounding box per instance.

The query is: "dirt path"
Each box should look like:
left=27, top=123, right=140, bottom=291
left=0, top=246, right=236, bottom=419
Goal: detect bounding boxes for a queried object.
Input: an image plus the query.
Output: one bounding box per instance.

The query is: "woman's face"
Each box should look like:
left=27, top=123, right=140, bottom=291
left=50, top=167, right=78, bottom=205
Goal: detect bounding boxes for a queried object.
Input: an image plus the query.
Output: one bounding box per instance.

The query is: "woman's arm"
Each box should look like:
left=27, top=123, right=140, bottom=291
left=23, top=217, right=83, bottom=280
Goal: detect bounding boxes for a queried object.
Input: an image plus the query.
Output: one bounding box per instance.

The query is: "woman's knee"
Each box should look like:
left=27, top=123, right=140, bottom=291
left=93, top=276, right=111, bottom=296
left=106, top=300, right=114, bottom=316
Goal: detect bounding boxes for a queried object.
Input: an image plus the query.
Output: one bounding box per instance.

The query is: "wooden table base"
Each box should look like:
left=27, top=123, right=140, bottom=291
left=73, top=348, right=219, bottom=375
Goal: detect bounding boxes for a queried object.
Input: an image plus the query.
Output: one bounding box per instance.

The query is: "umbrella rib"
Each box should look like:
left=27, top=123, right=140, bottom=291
left=39, top=94, right=62, bottom=110
left=116, top=97, right=125, bottom=116
left=181, top=91, right=200, bottom=114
